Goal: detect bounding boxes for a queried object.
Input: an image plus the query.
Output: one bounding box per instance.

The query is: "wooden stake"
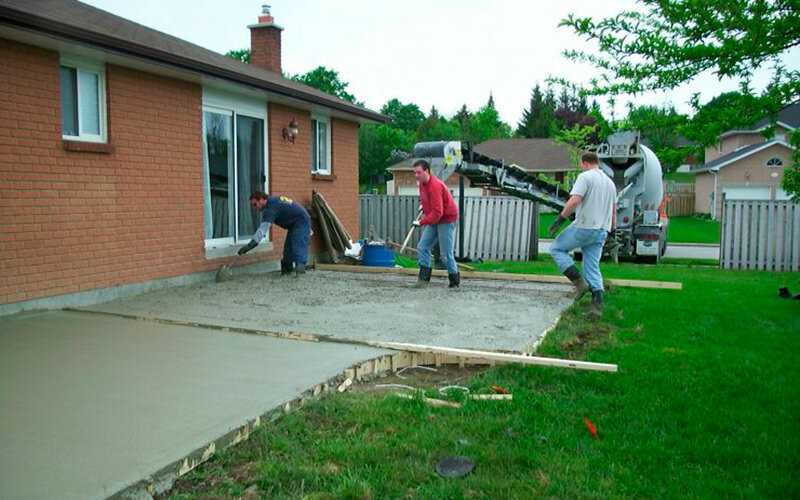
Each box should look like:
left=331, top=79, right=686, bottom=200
left=315, top=263, right=682, bottom=290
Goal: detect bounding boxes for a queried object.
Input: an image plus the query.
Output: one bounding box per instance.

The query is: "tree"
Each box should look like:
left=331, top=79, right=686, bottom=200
left=291, top=66, right=356, bottom=103
left=517, top=85, right=552, bottom=138
left=462, top=103, right=512, bottom=145
left=561, top=1, right=800, bottom=101
left=784, top=131, right=800, bottom=202
left=454, top=104, right=472, bottom=130
left=225, top=48, right=250, bottom=64
left=623, top=104, right=690, bottom=171
left=561, top=0, right=800, bottom=196
left=359, top=124, right=415, bottom=187
left=380, top=98, right=425, bottom=133
left=681, top=91, right=779, bottom=148
left=554, top=123, right=599, bottom=185
left=416, top=106, right=461, bottom=142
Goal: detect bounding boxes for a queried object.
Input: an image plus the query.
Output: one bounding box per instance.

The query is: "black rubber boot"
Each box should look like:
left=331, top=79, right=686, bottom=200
left=563, top=265, right=589, bottom=299
left=280, top=261, right=293, bottom=276
left=294, top=264, right=306, bottom=277
left=412, top=266, right=432, bottom=288
left=448, top=272, right=460, bottom=289
left=590, top=290, right=603, bottom=317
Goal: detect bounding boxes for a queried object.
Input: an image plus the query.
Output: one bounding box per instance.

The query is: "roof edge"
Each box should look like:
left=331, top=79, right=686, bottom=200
left=692, top=139, right=794, bottom=173
left=0, top=6, right=388, bottom=123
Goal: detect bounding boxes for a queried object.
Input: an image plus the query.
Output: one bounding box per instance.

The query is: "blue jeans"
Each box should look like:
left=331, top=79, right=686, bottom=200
left=551, top=224, right=607, bottom=291
left=282, top=216, right=311, bottom=267
left=417, top=222, right=458, bottom=274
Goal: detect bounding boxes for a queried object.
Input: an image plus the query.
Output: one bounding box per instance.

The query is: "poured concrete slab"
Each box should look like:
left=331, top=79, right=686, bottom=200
left=0, top=310, right=385, bottom=500
left=82, top=270, right=573, bottom=352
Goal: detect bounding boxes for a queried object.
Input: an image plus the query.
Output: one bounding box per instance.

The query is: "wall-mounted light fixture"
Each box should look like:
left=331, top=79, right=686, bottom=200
left=282, top=118, right=299, bottom=143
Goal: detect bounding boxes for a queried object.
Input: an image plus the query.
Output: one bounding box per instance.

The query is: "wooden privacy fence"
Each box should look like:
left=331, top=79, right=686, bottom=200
left=721, top=199, right=800, bottom=271
left=664, top=182, right=695, bottom=217
left=360, top=195, right=539, bottom=261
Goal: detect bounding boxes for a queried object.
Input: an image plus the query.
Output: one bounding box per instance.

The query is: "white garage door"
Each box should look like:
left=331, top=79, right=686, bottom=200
left=723, top=186, right=771, bottom=200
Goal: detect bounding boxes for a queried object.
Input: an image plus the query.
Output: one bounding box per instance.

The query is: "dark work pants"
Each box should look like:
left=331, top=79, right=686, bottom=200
left=281, top=216, right=311, bottom=268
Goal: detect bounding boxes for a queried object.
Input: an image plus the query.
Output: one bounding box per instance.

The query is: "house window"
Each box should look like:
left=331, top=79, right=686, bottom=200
left=59, top=60, right=106, bottom=142
left=311, top=116, right=331, bottom=174
left=766, top=157, right=783, bottom=168
left=202, top=107, right=266, bottom=245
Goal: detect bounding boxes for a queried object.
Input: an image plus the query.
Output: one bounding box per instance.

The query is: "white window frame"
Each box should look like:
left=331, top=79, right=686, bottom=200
left=59, top=56, right=107, bottom=143
left=765, top=157, right=784, bottom=168
left=311, top=114, right=332, bottom=175
left=201, top=87, right=269, bottom=252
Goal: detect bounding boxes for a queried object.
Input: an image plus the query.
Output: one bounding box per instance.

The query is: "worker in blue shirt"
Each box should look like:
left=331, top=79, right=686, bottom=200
left=238, top=191, right=311, bottom=276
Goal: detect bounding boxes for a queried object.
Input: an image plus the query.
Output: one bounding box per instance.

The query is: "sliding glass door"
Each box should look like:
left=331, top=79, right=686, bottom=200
left=202, top=108, right=265, bottom=245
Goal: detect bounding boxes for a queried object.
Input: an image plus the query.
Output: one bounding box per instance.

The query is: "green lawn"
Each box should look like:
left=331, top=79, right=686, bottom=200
left=539, top=213, right=720, bottom=245
left=167, top=263, right=800, bottom=499
left=664, top=171, right=696, bottom=183
left=667, top=215, right=720, bottom=244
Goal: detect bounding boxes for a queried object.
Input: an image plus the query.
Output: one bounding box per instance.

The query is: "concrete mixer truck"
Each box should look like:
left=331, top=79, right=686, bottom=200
left=412, top=131, right=669, bottom=262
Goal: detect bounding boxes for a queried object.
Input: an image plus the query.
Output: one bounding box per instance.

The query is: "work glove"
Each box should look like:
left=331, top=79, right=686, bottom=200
left=548, top=215, right=566, bottom=237
left=237, top=240, right=258, bottom=255
left=412, top=220, right=421, bottom=227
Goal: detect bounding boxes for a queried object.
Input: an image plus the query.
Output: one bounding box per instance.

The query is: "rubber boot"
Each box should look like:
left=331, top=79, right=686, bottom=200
left=412, top=266, right=432, bottom=288
left=590, top=290, right=603, bottom=317
left=280, top=261, right=293, bottom=276
left=563, top=265, right=589, bottom=299
left=294, top=264, right=306, bottom=278
left=448, top=272, right=460, bottom=289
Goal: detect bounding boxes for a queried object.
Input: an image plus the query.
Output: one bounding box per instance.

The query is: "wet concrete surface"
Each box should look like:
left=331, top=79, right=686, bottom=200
left=82, top=270, right=574, bottom=352
left=0, top=310, right=385, bottom=500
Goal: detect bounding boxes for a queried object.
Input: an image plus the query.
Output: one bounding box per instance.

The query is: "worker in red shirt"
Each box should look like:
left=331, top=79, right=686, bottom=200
left=411, top=159, right=460, bottom=288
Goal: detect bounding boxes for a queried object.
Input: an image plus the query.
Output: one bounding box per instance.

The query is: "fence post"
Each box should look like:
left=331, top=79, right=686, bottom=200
left=529, top=202, right=539, bottom=261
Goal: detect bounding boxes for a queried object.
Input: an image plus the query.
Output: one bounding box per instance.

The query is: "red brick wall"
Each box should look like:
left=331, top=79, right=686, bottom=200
left=268, top=103, right=360, bottom=253
left=250, top=27, right=282, bottom=74
left=0, top=38, right=360, bottom=306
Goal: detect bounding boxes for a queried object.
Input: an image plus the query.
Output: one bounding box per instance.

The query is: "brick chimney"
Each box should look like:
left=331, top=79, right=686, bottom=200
left=249, top=4, right=283, bottom=74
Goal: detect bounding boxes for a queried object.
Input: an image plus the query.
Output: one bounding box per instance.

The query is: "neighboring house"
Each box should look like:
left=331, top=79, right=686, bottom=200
left=385, top=158, right=487, bottom=196
left=0, top=1, right=386, bottom=311
left=692, top=101, right=798, bottom=218
left=386, top=138, right=573, bottom=196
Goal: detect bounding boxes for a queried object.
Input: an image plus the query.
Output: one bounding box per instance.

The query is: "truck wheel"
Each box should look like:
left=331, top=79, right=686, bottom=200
left=660, top=241, right=668, bottom=257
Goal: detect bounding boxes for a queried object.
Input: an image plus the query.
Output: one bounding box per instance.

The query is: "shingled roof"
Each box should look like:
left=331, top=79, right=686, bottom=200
left=0, top=0, right=387, bottom=123
left=473, top=138, right=573, bottom=172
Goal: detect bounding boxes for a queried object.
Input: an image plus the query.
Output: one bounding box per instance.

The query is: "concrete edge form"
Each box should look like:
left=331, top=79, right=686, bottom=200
left=0, top=260, right=280, bottom=317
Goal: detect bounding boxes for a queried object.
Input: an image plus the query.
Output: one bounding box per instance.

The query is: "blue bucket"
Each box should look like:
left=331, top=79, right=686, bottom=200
left=362, top=242, right=396, bottom=267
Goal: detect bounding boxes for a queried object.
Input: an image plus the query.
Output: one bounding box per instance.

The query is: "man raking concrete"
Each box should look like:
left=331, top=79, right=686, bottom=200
left=238, top=191, right=311, bottom=277
left=548, top=152, right=617, bottom=316
left=411, top=159, right=460, bottom=288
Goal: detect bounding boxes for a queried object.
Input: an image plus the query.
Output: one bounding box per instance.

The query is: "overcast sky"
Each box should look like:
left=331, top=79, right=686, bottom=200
left=83, top=0, right=799, bottom=126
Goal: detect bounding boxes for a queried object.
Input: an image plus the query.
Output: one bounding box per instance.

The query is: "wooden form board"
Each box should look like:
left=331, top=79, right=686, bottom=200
left=315, top=263, right=683, bottom=290
left=367, top=341, right=618, bottom=372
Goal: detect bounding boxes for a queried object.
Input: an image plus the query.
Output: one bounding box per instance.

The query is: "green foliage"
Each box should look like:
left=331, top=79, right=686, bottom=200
left=224, top=48, right=250, bottom=64
left=516, top=84, right=557, bottom=138
left=461, top=103, right=512, bottom=144
left=782, top=130, right=800, bottom=201
left=681, top=91, right=780, bottom=149
left=620, top=104, right=690, bottom=171
left=358, top=124, right=415, bottom=186
left=554, top=123, right=598, bottom=184
left=380, top=99, right=425, bottom=133
left=290, top=66, right=357, bottom=103
left=561, top=0, right=800, bottom=104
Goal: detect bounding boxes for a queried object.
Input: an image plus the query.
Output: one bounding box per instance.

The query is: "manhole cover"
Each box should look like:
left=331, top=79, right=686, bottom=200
left=436, top=456, right=475, bottom=478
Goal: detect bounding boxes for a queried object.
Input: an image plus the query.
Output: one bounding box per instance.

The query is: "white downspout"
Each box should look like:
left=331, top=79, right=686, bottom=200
left=712, top=169, right=719, bottom=220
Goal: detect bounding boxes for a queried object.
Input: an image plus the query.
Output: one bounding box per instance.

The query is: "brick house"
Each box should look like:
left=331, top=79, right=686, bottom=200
left=692, top=101, right=798, bottom=218
left=386, top=138, right=573, bottom=196
left=0, top=1, right=386, bottom=313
